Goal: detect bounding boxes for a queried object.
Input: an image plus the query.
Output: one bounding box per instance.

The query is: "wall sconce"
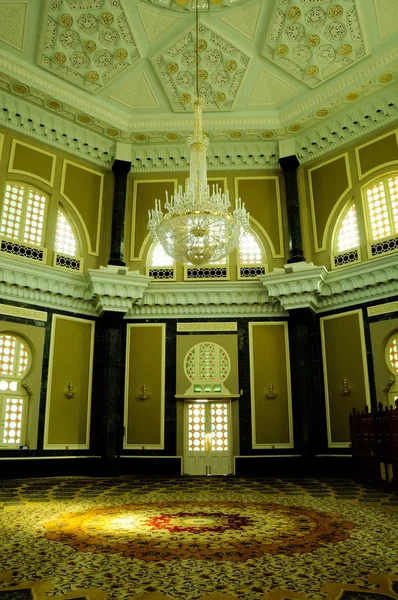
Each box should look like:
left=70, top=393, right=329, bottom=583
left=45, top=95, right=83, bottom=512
left=64, top=382, right=76, bottom=399
left=266, top=383, right=277, bottom=400
left=139, top=385, right=149, bottom=401
left=340, top=378, right=351, bottom=396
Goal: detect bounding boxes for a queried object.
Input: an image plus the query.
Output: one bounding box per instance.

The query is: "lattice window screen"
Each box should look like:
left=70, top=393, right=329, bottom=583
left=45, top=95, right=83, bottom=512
left=55, top=210, right=77, bottom=256
left=211, top=403, right=228, bottom=451
left=337, top=204, right=360, bottom=252
left=188, top=404, right=205, bottom=451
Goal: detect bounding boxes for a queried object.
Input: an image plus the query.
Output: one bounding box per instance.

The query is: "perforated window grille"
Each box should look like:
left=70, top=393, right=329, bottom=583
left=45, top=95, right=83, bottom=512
left=55, top=254, right=82, bottom=271
left=0, top=184, right=24, bottom=240
left=0, top=335, right=17, bottom=377
left=148, top=267, right=174, bottom=280
left=0, top=240, right=44, bottom=261
left=188, top=404, right=205, bottom=451
left=2, top=397, right=24, bottom=445
left=55, top=210, right=77, bottom=256
left=24, top=189, right=46, bottom=246
left=337, top=204, right=360, bottom=252
left=333, top=248, right=359, bottom=268
left=388, top=175, right=398, bottom=232
left=186, top=266, right=227, bottom=279
left=239, top=266, right=266, bottom=278
left=239, top=231, right=263, bottom=264
left=370, top=235, right=398, bottom=257
left=211, top=403, right=228, bottom=451
left=0, top=182, right=47, bottom=250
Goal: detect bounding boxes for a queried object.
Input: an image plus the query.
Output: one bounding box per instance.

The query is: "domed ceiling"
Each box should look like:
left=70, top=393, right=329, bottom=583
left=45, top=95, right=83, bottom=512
left=0, top=0, right=396, bottom=168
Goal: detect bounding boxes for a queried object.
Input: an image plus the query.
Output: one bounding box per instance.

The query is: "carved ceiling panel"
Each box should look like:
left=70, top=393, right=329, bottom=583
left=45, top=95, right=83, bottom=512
left=264, top=0, right=368, bottom=87
left=154, top=24, right=250, bottom=111
left=39, top=0, right=139, bottom=93
left=141, top=0, right=248, bottom=12
left=0, top=3, right=27, bottom=51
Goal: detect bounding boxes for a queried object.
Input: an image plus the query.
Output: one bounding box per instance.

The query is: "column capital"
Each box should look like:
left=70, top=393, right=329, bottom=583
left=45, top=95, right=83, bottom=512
left=279, top=154, right=300, bottom=172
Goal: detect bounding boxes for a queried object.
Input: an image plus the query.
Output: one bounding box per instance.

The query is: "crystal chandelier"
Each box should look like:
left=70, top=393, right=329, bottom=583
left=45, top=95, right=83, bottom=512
left=147, top=2, right=249, bottom=267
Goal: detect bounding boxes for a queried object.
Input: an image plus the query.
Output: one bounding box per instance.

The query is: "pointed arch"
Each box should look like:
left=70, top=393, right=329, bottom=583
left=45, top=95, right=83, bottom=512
left=332, top=200, right=361, bottom=269
left=55, top=208, right=79, bottom=257
left=238, top=227, right=267, bottom=279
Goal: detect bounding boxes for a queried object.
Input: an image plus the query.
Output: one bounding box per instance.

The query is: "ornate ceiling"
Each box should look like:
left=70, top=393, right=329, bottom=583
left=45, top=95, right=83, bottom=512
left=0, top=0, right=396, bottom=168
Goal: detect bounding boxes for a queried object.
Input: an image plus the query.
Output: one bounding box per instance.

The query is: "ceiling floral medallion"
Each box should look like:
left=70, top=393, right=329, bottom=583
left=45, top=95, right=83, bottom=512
left=155, top=24, right=249, bottom=111
left=288, top=123, right=302, bottom=133
left=59, top=13, right=73, bottom=28
left=115, top=48, right=128, bottom=61
left=264, top=0, right=367, bottom=87
left=39, top=0, right=140, bottom=92
left=346, top=91, right=359, bottom=101
left=12, top=84, right=28, bottom=94
left=262, top=131, right=274, bottom=138
left=106, top=127, right=119, bottom=136
left=276, top=43, right=289, bottom=56
left=380, top=73, right=393, bottom=84
left=142, top=0, right=247, bottom=11
left=78, top=114, right=92, bottom=123
left=83, top=39, right=96, bottom=52
left=100, top=11, right=114, bottom=25
left=315, top=108, right=329, bottom=117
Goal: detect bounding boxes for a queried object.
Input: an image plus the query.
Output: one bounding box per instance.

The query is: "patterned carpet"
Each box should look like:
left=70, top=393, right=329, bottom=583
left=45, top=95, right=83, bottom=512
left=0, top=477, right=397, bottom=600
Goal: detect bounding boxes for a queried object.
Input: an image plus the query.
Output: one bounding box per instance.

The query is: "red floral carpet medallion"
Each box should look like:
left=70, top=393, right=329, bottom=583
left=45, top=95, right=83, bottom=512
left=42, top=501, right=355, bottom=562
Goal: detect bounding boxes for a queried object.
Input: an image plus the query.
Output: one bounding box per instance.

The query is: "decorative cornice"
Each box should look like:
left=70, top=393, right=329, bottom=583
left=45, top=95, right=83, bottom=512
left=131, top=141, right=280, bottom=172
left=0, top=254, right=398, bottom=317
left=295, top=88, right=398, bottom=164
left=0, top=92, right=115, bottom=167
left=260, top=254, right=398, bottom=312
left=128, top=281, right=285, bottom=318
left=259, top=263, right=328, bottom=310
left=86, top=266, right=151, bottom=313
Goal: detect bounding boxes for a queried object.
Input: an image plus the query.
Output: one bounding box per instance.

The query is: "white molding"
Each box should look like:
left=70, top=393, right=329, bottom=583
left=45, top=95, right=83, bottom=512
left=0, top=253, right=397, bottom=317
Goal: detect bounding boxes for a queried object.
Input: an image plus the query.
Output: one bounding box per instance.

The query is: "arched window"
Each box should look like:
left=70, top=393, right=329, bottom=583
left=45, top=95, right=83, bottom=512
left=0, top=183, right=47, bottom=262
left=332, top=203, right=360, bottom=268
left=55, top=209, right=77, bottom=257
left=365, top=174, right=398, bottom=258
left=238, top=230, right=267, bottom=278
left=54, top=209, right=83, bottom=272
left=147, top=241, right=175, bottom=280
left=0, top=333, right=31, bottom=447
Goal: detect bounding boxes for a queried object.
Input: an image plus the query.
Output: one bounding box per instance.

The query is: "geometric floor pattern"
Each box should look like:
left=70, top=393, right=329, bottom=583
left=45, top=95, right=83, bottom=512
left=0, top=477, right=397, bottom=600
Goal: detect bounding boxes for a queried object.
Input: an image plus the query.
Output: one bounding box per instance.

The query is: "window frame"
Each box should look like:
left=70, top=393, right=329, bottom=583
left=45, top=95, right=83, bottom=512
left=237, top=228, right=267, bottom=280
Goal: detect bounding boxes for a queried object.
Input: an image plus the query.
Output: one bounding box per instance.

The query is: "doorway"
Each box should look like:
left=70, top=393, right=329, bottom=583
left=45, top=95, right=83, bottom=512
left=183, top=400, right=233, bottom=475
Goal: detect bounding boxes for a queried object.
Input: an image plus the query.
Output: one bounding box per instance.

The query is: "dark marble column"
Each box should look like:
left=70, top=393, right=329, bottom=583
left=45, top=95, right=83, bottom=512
left=93, top=312, right=126, bottom=475
left=288, top=309, right=326, bottom=458
left=279, top=155, right=305, bottom=263
left=108, top=159, right=131, bottom=266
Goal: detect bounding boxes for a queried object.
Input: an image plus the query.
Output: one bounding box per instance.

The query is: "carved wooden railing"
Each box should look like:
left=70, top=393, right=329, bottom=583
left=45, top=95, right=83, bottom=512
left=349, top=400, right=398, bottom=485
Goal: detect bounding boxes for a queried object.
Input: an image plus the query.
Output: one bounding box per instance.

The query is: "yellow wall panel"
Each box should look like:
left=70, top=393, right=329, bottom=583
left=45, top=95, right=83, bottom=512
left=176, top=334, right=239, bottom=397
left=44, top=315, right=95, bottom=448
left=125, top=323, right=165, bottom=448
left=356, top=131, right=398, bottom=179
left=321, top=310, right=370, bottom=447
left=131, top=179, right=177, bottom=260
left=309, top=154, right=351, bottom=251
left=236, top=177, right=283, bottom=257
left=249, top=322, right=293, bottom=448
left=9, top=140, right=55, bottom=187
left=61, top=161, right=103, bottom=256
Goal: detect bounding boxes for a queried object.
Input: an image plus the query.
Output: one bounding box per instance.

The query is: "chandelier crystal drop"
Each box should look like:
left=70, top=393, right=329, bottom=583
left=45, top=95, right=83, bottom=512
left=147, top=2, right=249, bottom=266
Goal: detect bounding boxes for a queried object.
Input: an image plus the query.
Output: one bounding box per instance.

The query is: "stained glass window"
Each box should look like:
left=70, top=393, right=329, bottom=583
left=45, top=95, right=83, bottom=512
left=365, top=175, right=398, bottom=243
left=55, top=210, right=77, bottom=256
left=337, top=204, right=360, bottom=252
left=389, top=337, right=397, bottom=374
